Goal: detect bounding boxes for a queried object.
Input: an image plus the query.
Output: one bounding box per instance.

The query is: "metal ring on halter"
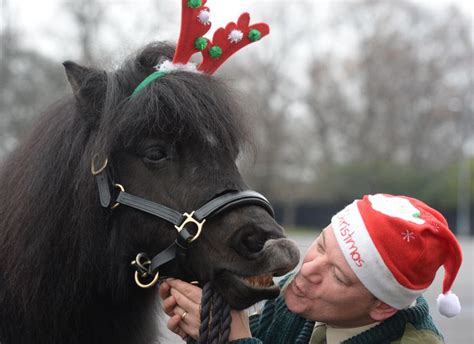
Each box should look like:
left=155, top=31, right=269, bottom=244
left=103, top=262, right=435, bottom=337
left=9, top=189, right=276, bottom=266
left=91, top=153, right=108, bottom=175
left=134, top=270, right=160, bottom=288
left=131, top=253, right=160, bottom=289
left=174, top=211, right=206, bottom=243
left=111, top=183, right=125, bottom=209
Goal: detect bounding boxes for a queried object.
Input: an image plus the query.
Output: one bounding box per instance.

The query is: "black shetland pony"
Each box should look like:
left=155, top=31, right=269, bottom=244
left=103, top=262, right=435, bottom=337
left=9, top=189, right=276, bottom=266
left=0, top=43, right=299, bottom=344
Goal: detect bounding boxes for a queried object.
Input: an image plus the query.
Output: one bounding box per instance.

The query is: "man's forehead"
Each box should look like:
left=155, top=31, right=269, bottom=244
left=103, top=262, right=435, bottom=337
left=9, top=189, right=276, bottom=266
left=321, top=226, right=345, bottom=258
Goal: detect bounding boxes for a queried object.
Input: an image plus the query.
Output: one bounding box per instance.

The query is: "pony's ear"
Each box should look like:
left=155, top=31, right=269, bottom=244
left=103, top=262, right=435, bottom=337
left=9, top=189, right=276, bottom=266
left=63, top=61, right=106, bottom=106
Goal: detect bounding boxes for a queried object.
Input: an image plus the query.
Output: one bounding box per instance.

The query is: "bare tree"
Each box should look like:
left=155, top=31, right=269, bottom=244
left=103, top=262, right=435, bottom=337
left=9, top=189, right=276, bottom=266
left=0, top=0, right=13, bottom=86
left=306, top=0, right=473, bottom=168
left=63, top=0, right=105, bottom=64
left=223, top=2, right=318, bottom=201
left=0, top=0, right=67, bottom=159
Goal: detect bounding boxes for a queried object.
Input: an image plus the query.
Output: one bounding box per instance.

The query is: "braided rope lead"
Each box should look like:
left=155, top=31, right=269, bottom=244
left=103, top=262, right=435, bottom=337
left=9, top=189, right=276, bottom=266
left=208, top=291, right=223, bottom=344
left=197, top=283, right=213, bottom=344
left=220, top=302, right=231, bottom=342
left=195, top=282, right=232, bottom=344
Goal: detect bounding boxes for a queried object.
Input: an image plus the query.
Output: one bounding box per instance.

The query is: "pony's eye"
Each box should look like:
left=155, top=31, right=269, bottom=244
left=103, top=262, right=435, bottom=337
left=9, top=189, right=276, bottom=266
left=142, top=148, right=167, bottom=164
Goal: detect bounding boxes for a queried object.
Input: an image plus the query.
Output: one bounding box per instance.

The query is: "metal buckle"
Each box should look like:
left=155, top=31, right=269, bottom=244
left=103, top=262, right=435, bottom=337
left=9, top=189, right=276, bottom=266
left=111, top=183, right=125, bottom=209
left=91, top=153, right=108, bottom=176
left=174, top=211, right=206, bottom=243
left=131, top=253, right=159, bottom=289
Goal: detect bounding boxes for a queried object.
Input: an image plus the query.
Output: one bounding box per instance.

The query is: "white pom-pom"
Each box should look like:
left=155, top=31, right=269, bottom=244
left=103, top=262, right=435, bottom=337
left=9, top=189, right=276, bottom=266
left=437, top=291, right=461, bottom=318
left=198, top=10, right=211, bottom=25
left=228, top=29, right=243, bottom=43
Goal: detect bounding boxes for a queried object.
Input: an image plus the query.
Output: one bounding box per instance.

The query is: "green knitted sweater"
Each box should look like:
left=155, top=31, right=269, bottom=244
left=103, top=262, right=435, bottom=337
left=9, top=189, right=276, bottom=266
left=230, top=275, right=444, bottom=344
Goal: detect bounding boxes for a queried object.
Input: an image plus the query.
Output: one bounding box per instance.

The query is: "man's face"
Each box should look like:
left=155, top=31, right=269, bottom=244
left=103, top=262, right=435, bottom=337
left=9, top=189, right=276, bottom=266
left=284, top=225, right=378, bottom=327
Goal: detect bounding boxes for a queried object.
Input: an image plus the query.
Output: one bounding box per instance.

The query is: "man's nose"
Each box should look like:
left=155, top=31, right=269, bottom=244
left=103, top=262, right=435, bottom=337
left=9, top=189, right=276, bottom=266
left=300, top=255, right=329, bottom=284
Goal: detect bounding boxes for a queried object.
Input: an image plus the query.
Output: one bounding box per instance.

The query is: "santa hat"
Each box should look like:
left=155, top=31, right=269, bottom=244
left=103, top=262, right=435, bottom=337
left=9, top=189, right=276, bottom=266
left=331, top=194, right=462, bottom=317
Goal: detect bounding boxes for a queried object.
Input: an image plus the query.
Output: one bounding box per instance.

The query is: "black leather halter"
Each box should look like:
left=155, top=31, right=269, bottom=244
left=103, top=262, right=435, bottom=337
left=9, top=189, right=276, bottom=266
left=91, top=155, right=274, bottom=288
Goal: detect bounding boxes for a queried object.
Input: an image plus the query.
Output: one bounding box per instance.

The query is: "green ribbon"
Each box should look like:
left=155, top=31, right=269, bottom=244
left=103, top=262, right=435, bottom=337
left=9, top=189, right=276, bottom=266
left=132, top=70, right=167, bottom=96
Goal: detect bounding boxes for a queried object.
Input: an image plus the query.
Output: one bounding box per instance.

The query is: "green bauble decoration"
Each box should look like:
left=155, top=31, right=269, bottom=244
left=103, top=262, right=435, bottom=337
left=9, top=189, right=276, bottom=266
left=195, top=37, right=208, bottom=51
left=187, top=0, right=202, bottom=9
left=248, top=29, right=262, bottom=42
left=209, top=46, right=223, bottom=59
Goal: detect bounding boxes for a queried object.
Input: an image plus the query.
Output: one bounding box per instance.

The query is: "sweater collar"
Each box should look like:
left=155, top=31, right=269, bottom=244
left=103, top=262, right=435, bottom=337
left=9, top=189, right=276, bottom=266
left=342, top=296, right=430, bottom=344
left=325, top=321, right=380, bottom=344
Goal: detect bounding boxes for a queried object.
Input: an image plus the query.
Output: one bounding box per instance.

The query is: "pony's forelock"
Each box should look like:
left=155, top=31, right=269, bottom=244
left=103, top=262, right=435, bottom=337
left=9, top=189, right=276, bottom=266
left=93, top=42, right=251, bottom=157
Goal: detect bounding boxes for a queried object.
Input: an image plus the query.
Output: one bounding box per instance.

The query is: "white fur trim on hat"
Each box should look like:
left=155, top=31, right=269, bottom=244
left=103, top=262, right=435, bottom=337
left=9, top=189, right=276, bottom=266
left=331, top=202, right=424, bottom=309
left=437, top=291, right=461, bottom=318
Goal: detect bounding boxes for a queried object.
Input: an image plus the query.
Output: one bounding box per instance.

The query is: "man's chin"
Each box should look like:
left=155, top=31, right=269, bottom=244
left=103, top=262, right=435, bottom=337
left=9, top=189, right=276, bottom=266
left=283, top=284, right=305, bottom=314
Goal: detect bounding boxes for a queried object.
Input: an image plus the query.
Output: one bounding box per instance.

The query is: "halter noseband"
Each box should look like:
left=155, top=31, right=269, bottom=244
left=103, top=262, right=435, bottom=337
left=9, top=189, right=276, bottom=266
left=91, top=154, right=274, bottom=288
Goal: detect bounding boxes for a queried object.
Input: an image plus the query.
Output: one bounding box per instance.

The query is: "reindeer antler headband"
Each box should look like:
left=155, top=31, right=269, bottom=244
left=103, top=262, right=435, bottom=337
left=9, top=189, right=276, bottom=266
left=132, top=0, right=269, bottom=96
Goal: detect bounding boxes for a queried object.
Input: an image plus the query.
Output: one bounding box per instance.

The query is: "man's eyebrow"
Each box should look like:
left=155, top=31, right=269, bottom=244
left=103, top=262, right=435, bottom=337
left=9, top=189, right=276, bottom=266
left=321, top=229, right=327, bottom=247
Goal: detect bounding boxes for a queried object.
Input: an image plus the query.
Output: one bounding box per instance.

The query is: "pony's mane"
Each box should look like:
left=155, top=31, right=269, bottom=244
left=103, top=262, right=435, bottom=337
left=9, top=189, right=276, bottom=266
left=0, top=41, right=251, bottom=341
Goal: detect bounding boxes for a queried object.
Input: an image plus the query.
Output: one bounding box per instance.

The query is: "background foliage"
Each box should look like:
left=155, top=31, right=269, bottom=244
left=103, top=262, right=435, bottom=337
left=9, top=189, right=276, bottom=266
left=1, top=0, right=472, bottom=231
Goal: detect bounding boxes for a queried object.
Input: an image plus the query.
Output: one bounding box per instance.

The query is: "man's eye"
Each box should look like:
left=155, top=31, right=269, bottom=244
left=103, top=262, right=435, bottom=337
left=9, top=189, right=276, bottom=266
left=333, top=269, right=346, bottom=285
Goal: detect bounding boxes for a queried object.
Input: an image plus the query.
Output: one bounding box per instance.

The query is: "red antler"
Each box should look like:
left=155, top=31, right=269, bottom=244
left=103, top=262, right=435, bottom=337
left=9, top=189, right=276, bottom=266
left=134, top=1, right=269, bottom=95
left=172, top=0, right=269, bottom=74
left=197, top=13, right=269, bottom=74
left=173, top=0, right=212, bottom=65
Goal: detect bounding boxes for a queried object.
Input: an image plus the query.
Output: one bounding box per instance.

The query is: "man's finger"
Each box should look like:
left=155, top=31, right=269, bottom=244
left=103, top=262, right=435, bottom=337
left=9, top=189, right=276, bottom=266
left=162, top=295, right=177, bottom=316
left=178, top=320, right=200, bottom=340
left=176, top=328, right=188, bottom=340
left=167, top=313, right=181, bottom=334
left=158, top=281, right=171, bottom=300
left=167, top=279, right=202, bottom=303
left=170, top=287, right=200, bottom=315
left=167, top=314, right=194, bottom=340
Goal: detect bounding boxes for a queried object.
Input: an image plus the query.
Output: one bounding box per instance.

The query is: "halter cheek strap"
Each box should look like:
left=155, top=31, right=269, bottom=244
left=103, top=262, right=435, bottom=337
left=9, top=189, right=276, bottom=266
left=92, top=154, right=274, bottom=287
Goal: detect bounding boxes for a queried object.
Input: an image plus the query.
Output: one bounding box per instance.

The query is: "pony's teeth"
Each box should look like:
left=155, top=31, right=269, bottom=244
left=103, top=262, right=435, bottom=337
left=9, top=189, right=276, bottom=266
left=243, top=274, right=274, bottom=288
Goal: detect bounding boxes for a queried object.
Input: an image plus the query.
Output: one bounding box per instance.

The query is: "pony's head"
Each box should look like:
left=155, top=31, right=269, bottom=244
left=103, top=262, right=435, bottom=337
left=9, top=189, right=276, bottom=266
left=63, top=42, right=299, bottom=309
left=0, top=3, right=300, bottom=342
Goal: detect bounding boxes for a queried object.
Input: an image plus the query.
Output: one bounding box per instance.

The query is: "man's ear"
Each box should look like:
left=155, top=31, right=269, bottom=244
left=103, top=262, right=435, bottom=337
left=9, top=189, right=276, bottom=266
left=63, top=61, right=106, bottom=107
left=369, top=300, right=398, bottom=322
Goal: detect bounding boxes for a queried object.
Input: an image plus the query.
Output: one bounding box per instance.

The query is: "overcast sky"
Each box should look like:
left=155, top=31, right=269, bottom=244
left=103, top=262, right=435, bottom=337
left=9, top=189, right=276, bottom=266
left=2, top=0, right=473, bottom=62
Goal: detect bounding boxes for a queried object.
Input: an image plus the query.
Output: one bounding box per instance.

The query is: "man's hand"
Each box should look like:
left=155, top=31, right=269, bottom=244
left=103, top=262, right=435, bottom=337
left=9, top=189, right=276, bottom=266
left=159, top=279, right=252, bottom=341
left=159, top=279, right=202, bottom=340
